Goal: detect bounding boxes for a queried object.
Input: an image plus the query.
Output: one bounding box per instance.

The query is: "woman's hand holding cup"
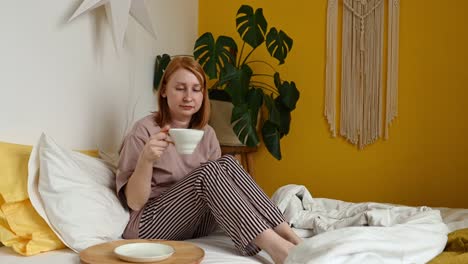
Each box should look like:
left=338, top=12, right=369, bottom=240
left=141, top=125, right=171, bottom=162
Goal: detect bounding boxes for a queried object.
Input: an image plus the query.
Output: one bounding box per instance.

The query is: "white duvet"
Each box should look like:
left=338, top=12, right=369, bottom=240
left=272, top=185, right=449, bottom=264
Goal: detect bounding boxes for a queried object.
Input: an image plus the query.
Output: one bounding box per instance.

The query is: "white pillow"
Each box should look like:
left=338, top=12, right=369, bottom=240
left=27, top=133, right=129, bottom=252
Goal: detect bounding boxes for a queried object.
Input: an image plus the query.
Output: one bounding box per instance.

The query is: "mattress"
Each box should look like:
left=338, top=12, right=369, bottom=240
left=1, top=207, right=467, bottom=264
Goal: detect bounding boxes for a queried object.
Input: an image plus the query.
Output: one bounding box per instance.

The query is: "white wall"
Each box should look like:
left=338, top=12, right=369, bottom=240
left=0, top=0, right=198, bottom=152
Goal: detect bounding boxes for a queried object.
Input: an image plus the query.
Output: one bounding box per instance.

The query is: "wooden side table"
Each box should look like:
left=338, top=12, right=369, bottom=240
left=220, top=145, right=258, bottom=178
left=80, top=239, right=204, bottom=264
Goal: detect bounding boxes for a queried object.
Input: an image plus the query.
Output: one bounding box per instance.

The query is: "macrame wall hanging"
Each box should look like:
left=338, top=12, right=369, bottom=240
left=325, top=0, right=400, bottom=148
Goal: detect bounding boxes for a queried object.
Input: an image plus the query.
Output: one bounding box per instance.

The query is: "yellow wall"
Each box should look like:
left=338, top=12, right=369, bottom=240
left=199, top=0, right=468, bottom=208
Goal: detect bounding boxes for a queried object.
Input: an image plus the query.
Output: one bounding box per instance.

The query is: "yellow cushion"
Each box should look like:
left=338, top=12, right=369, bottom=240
left=0, top=142, right=31, bottom=203
left=0, top=141, right=65, bottom=255
left=428, top=228, right=468, bottom=263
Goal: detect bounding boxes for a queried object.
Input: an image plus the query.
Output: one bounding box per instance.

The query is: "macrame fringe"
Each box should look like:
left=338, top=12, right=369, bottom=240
left=325, top=0, right=399, bottom=148
left=325, top=0, right=338, bottom=137
left=385, top=0, right=400, bottom=139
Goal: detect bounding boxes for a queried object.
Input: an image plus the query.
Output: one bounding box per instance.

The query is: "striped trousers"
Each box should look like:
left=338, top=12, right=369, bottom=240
left=138, top=155, right=285, bottom=256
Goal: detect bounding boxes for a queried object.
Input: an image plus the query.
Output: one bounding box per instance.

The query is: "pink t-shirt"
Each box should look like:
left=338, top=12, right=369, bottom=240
left=116, top=114, right=221, bottom=238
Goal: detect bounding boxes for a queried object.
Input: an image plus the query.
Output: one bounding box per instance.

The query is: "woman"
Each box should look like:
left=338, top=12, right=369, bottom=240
left=116, top=56, right=301, bottom=264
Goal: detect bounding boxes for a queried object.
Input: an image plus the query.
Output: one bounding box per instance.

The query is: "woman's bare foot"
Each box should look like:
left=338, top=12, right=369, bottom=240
left=274, top=222, right=303, bottom=245
left=253, top=229, right=295, bottom=264
left=270, top=240, right=294, bottom=264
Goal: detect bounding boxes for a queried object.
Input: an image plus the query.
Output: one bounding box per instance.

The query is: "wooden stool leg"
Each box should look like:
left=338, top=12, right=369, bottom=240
left=246, top=153, right=254, bottom=178
left=242, top=153, right=249, bottom=170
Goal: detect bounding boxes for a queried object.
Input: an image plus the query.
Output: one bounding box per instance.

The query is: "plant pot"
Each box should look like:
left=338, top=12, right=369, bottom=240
left=209, top=98, right=262, bottom=147
left=209, top=100, right=244, bottom=146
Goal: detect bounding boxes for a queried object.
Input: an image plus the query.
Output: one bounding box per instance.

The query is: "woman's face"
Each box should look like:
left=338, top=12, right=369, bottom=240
left=162, top=68, right=204, bottom=124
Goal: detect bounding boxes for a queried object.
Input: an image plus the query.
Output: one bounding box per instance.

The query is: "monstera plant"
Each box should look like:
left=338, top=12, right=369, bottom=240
left=154, top=5, right=299, bottom=160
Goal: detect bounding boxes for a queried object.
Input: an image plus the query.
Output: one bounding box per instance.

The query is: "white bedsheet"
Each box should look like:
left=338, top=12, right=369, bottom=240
left=437, top=207, right=468, bottom=232
left=272, top=184, right=450, bottom=264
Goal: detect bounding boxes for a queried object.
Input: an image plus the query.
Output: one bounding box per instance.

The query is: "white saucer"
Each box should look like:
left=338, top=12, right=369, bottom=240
left=114, top=242, right=175, bottom=263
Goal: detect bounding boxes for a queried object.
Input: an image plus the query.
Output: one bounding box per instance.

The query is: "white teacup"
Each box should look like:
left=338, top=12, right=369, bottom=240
left=168, top=128, right=204, bottom=154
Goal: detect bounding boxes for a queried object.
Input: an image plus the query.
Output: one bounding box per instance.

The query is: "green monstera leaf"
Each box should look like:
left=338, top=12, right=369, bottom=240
left=266, top=27, right=293, bottom=65
left=222, top=64, right=252, bottom=106
left=246, top=88, right=264, bottom=126
left=263, top=94, right=281, bottom=127
left=278, top=80, right=300, bottom=111
left=229, top=88, right=262, bottom=148
left=194, top=33, right=237, bottom=80
left=153, top=54, right=171, bottom=91
left=273, top=72, right=281, bottom=89
left=274, top=98, right=292, bottom=137
left=231, top=103, right=260, bottom=147
left=262, top=120, right=281, bottom=160
left=236, top=5, right=268, bottom=49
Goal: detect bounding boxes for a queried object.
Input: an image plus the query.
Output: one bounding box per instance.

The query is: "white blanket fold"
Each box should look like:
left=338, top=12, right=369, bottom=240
left=272, top=184, right=449, bottom=264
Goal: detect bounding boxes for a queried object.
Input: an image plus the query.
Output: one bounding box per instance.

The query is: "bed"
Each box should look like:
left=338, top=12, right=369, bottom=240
left=1, top=207, right=467, bottom=264
left=1, top=138, right=467, bottom=264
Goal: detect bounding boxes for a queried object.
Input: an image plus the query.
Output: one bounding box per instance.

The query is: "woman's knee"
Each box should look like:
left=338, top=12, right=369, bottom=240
left=197, top=159, right=224, bottom=180
left=218, top=154, right=241, bottom=167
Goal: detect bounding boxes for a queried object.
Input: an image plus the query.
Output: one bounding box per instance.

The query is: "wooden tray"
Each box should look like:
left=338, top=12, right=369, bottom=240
left=80, top=239, right=204, bottom=264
